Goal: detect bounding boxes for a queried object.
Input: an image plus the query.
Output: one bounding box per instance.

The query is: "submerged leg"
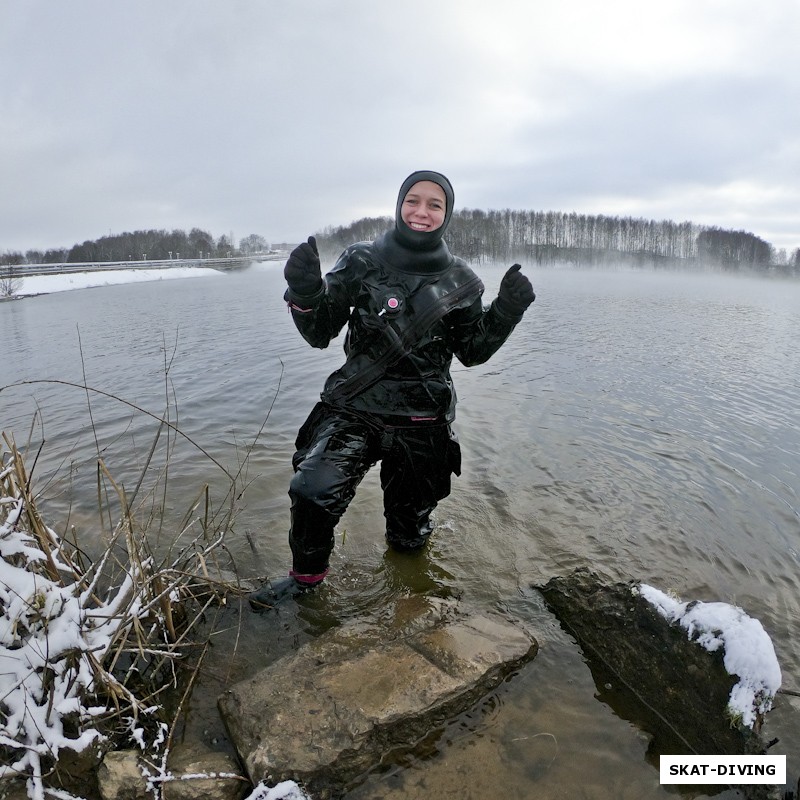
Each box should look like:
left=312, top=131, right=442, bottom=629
left=250, top=409, right=379, bottom=610
left=382, top=425, right=460, bottom=552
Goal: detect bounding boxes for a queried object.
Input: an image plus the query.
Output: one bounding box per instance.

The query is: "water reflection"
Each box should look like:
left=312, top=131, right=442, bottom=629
left=2, top=264, right=799, bottom=795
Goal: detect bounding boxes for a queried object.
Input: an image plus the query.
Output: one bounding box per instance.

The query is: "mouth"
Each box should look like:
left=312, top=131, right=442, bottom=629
left=409, top=222, right=430, bottom=231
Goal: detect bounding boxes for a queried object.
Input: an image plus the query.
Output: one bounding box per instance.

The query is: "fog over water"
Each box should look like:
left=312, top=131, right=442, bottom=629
left=2, top=262, right=799, bottom=797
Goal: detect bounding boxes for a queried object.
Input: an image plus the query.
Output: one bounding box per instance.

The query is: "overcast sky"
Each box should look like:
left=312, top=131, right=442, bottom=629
left=2, top=0, right=799, bottom=256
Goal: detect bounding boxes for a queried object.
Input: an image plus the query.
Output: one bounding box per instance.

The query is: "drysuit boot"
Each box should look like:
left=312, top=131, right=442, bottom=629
left=248, top=571, right=326, bottom=611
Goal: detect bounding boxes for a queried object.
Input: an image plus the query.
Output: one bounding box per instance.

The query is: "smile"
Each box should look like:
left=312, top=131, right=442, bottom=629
left=409, top=222, right=430, bottom=230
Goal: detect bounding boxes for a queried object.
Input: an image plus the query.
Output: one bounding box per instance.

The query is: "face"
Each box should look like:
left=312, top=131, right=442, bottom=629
left=400, top=181, right=447, bottom=232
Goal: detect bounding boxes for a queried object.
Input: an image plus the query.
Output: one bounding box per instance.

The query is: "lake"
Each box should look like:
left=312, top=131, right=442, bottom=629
left=2, top=262, right=799, bottom=798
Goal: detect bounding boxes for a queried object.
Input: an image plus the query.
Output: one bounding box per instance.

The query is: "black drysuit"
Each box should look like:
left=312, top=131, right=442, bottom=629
left=284, top=188, right=524, bottom=576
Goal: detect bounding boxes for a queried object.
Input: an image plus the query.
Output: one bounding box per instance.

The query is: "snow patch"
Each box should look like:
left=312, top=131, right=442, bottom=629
left=638, top=584, right=781, bottom=728
left=14, top=267, right=222, bottom=297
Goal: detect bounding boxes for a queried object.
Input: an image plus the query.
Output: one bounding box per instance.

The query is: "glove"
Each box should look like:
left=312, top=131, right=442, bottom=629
left=284, top=236, right=322, bottom=296
left=496, top=264, right=535, bottom=316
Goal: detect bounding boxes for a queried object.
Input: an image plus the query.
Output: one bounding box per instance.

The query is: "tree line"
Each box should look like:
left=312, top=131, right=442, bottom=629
left=0, top=229, right=270, bottom=266
left=3, top=214, right=799, bottom=276
left=316, top=209, right=800, bottom=277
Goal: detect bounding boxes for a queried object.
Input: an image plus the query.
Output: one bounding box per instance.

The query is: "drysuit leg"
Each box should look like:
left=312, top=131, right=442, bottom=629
left=288, top=409, right=379, bottom=574
left=381, top=425, right=461, bottom=551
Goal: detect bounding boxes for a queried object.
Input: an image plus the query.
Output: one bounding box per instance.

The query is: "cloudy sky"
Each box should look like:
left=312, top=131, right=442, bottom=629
left=2, top=0, right=799, bottom=256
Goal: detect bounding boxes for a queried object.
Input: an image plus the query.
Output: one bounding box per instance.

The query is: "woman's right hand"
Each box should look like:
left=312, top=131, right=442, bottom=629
left=284, top=236, right=322, bottom=295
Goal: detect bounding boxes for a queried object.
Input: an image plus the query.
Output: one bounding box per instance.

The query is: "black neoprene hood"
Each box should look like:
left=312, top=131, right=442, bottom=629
left=394, top=170, right=455, bottom=252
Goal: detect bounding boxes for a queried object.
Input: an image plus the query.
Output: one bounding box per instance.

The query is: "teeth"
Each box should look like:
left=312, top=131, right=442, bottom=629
left=410, top=223, right=428, bottom=230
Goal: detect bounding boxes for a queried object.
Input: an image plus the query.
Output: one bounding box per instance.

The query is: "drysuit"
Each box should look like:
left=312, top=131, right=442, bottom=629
left=283, top=170, right=533, bottom=578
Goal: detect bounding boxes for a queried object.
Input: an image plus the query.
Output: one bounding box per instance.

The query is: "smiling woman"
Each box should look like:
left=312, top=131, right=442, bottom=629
left=389, top=170, right=455, bottom=253
left=401, top=181, right=447, bottom=233
left=250, top=169, right=535, bottom=605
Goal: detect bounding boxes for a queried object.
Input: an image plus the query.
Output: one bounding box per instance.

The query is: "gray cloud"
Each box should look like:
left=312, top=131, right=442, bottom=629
left=2, top=0, right=798, bottom=254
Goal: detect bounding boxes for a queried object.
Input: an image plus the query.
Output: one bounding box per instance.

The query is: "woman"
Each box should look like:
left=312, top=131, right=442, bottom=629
left=251, top=170, right=535, bottom=607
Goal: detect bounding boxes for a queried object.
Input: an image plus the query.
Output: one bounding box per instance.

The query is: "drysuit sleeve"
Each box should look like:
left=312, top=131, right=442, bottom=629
left=284, top=247, right=360, bottom=349
left=446, top=296, right=523, bottom=367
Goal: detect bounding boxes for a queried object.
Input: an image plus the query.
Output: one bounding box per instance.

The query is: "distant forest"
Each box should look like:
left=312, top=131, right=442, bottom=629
left=3, top=212, right=799, bottom=277
left=0, top=229, right=270, bottom=266
left=317, top=210, right=800, bottom=277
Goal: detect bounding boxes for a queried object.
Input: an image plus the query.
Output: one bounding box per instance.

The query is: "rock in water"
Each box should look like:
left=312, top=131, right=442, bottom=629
left=539, top=569, right=781, bottom=800
left=217, top=608, right=537, bottom=797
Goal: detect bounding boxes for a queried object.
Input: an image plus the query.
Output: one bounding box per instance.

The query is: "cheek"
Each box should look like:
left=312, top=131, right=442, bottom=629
left=430, top=210, right=445, bottom=230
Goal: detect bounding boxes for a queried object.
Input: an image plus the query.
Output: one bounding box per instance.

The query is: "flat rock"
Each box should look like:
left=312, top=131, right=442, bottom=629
left=163, top=744, right=247, bottom=800
left=97, top=751, right=149, bottom=800
left=217, top=608, right=537, bottom=797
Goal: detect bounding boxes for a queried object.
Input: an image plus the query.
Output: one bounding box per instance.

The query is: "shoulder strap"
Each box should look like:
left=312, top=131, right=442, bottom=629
left=322, top=274, right=483, bottom=406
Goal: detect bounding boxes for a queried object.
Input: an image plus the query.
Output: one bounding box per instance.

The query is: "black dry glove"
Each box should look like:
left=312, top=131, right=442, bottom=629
left=496, top=264, right=535, bottom=317
left=284, top=235, right=322, bottom=296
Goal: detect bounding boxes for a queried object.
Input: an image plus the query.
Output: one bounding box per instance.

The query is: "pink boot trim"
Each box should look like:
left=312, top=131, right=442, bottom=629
left=289, top=568, right=329, bottom=586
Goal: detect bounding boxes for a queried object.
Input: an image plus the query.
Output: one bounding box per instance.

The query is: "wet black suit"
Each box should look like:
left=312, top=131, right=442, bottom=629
left=284, top=177, right=526, bottom=576
left=284, top=171, right=536, bottom=586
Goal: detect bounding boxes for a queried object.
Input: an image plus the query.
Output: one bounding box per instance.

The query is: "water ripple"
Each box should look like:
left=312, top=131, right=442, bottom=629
left=3, top=264, right=800, bottom=796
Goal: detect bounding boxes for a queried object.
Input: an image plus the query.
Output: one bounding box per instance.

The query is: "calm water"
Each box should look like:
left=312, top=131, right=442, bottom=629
left=2, top=263, right=799, bottom=797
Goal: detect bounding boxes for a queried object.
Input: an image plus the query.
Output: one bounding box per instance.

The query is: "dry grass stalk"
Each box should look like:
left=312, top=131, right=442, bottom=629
left=0, top=433, right=240, bottom=800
